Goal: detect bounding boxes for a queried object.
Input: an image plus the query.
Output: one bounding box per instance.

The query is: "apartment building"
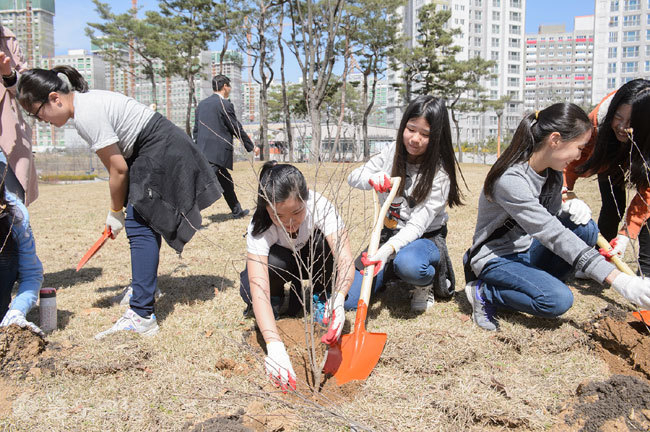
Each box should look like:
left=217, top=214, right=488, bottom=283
left=524, top=16, right=595, bottom=111
left=593, top=0, right=650, bottom=104
left=0, top=0, right=54, bottom=67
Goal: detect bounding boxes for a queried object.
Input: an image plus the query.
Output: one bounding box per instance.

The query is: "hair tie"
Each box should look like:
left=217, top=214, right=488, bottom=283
left=56, top=72, right=71, bottom=91
left=535, top=110, right=539, bottom=120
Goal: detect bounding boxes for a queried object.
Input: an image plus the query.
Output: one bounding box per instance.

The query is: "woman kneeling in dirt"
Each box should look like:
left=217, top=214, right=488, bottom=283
left=464, top=102, right=650, bottom=331
left=346, top=95, right=463, bottom=313
left=240, top=162, right=355, bottom=390
left=0, top=152, right=44, bottom=335
left=17, top=66, right=221, bottom=339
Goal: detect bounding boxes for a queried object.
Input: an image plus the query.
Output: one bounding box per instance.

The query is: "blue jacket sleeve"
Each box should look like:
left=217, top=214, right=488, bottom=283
left=7, top=192, right=43, bottom=315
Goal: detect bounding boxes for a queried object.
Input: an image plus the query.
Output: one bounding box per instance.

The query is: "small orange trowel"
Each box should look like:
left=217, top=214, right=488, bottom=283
left=76, top=226, right=112, bottom=271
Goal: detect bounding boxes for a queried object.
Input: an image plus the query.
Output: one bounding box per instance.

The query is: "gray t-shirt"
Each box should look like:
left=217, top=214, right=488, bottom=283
left=470, top=162, right=615, bottom=283
left=72, top=90, right=156, bottom=159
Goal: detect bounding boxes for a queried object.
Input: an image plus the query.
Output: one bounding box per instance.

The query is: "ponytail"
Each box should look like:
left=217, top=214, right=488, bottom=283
left=17, top=65, right=88, bottom=107
left=484, top=102, right=590, bottom=200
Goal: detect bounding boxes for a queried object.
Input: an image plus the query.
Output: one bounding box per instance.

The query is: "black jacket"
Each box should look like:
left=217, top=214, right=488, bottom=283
left=193, top=94, right=254, bottom=170
left=128, top=113, right=222, bottom=254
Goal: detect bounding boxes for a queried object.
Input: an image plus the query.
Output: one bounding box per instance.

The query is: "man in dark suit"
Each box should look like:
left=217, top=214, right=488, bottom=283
left=193, top=74, right=255, bottom=218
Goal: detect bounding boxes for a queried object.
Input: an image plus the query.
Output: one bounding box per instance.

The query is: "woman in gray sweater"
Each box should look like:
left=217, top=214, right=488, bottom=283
left=465, top=102, right=650, bottom=331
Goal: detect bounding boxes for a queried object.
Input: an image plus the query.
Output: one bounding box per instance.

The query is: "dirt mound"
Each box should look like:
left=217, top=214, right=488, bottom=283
left=246, top=318, right=362, bottom=399
left=558, top=375, right=650, bottom=432
left=584, top=305, right=650, bottom=378
left=0, top=325, right=46, bottom=377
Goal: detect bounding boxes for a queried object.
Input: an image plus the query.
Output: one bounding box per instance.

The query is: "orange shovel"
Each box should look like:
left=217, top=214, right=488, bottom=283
left=596, top=233, right=650, bottom=326
left=330, top=177, right=402, bottom=385
left=76, top=226, right=112, bottom=272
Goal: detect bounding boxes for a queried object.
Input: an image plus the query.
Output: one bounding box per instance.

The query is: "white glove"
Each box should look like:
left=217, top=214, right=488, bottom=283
left=368, top=172, right=391, bottom=193
left=361, top=243, right=395, bottom=275
left=607, top=234, right=630, bottom=259
left=0, top=309, right=44, bottom=336
left=321, top=292, right=346, bottom=345
left=611, top=273, right=650, bottom=309
left=264, top=341, right=296, bottom=391
left=561, top=198, right=592, bottom=225
left=106, top=208, right=125, bottom=239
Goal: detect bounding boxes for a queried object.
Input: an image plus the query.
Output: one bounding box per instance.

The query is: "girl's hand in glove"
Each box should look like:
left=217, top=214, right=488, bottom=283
left=361, top=243, right=395, bottom=276
left=106, top=208, right=125, bottom=239
left=561, top=198, right=592, bottom=225
left=368, top=172, right=391, bottom=193
left=611, top=273, right=650, bottom=309
left=0, top=309, right=44, bottom=336
left=600, top=234, right=630, bottom=260
left=321, top=292, right=346, bottom=345
left=264, top=341, right=297, bottom=392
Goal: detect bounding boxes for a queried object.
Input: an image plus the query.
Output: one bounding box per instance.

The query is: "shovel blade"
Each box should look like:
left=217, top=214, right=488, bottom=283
left=333, top=329, right=387, bottom=385
left=323, top=342, right=343, bottom=375
left=632, top=310, right=650, bottom=325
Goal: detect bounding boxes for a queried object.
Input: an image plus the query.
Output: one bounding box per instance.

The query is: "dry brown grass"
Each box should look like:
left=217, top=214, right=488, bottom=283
left=0, top=161, right=640, bottom=431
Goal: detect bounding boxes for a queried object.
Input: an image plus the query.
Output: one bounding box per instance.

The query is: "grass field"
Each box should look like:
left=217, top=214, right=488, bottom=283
left=0, top=160, right=645, bottom=431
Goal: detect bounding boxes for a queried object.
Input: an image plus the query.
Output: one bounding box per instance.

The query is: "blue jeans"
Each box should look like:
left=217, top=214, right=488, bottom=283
left=479, top=216, right=598, bottom=318
left=126, top=204, right=161, bottom=318
left=345, top=238, right=440, bottom=309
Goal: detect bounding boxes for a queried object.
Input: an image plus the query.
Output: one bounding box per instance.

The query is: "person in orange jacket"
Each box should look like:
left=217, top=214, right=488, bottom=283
left=564, top=79, right=650, bottom=275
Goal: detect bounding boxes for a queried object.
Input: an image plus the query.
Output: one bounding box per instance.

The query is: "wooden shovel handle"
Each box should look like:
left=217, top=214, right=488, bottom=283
left=597, top=233, right=635, bottom=276
left=359, top=177, right=402, bottom=305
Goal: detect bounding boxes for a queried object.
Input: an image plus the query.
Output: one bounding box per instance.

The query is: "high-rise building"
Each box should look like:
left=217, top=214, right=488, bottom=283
left=593, top=0, right=650, bottom=105
left=399, top=0, right=526, bottom=145
left=0, top=0, right=54, bottom=68
left=524, top=16, right=595, bottom=111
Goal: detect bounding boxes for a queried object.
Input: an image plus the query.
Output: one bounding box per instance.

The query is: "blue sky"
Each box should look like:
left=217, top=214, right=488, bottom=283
left=56, top=0, right=596, bottom=82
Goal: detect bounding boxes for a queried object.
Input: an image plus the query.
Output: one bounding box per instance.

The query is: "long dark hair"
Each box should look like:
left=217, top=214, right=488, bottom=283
left=251, top=161, right=309, bottom=236
left=0, top=168, right=16, bottom=255
left=17, top=65, right=89, bottom=107
left=484, top=102, right=591, bottom=200
left=391, top=95, right=463, bottom=207
left=628, top=89, right=650, bottom=188
left=578, top=79, right=650, bottom=178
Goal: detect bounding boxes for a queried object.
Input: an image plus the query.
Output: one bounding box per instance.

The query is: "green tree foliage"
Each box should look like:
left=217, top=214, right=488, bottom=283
left=147, top=0, right=226, bottom=134
left=86, top=0, right=169, bottom=107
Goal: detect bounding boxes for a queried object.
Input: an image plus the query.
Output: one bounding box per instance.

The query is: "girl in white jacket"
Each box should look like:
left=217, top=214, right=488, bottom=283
left=347, top=95, right=463, bottom=312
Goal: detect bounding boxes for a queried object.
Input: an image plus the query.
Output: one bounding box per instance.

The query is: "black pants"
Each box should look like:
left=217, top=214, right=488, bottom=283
left=240, top=230, right=334, bottom=316
left=212, top=164, right=239, bottom=212
left=598, top=173, right=650, bottom=275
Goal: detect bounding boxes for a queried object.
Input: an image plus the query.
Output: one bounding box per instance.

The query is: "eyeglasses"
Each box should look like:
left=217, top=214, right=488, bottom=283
left=26, top=101, right=46, bottom=120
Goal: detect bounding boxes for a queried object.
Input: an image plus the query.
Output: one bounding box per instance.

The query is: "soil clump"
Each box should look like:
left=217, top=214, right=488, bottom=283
left=583, top=305, right=650, bottom=379
left=0, top=325, right=46, bottom=377
left=558, top=375, right=650, bottom=431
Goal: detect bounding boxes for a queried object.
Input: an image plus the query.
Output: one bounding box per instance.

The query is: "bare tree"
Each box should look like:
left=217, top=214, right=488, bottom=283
left=288, top=0, right=346, bottom=163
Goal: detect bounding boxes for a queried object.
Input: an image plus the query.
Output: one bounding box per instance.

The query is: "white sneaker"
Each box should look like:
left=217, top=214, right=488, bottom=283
left=411, top=284, right=435, bottom=312
left=114, top=285, right=162, bottom=306
left=94, top=309, right=159, bottom=340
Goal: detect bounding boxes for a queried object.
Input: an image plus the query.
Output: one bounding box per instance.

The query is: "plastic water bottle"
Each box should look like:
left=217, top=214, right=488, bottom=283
left=39, top=287, right=57, bottom=333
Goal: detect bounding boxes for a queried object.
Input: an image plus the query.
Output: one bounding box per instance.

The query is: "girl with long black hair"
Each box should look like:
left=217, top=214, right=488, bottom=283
left=565, top=79, right=650, bottom=274
left=466, top=102, right=650, bottom=331
left=240, top=161, right=355, bottom=390
left=347, top=95, right=463, bottom=313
